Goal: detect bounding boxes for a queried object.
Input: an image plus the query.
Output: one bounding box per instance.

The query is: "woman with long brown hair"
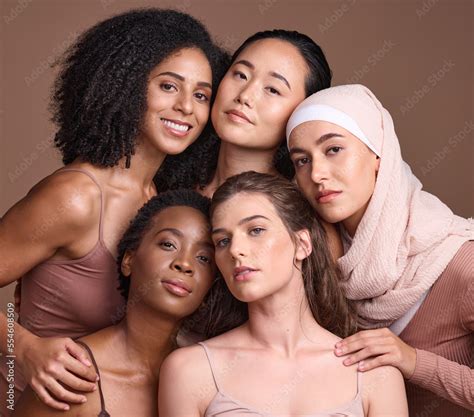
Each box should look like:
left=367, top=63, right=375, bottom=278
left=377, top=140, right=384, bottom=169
left=159, top=171, right=408, bottom=416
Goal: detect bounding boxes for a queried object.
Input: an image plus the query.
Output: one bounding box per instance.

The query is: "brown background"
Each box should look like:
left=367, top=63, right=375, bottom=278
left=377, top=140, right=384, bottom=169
left=1, top=0, right=473, bottom=309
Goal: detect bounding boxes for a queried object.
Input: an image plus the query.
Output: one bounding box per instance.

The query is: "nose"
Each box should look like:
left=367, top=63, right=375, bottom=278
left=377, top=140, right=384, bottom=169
left=228, top=234, right=248, bottom=260
left=171, top=252, right=194, bottom=276
left=234, top=83, right=255, bottom=108
left=174, top=90, right=193, bottom=115
left=310, top=157, right=330, bottom=184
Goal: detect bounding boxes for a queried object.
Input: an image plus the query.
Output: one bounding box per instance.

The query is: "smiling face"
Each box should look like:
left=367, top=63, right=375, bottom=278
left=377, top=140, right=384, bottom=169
left=289, top=120, right=380, bottom=236
left=211, top=192, right=309, bottom=303
left=139, top=47, right=212, bottom=155
left=121, top=206, right=216, bottom=319
left=211, top=38, right=308, bottom=151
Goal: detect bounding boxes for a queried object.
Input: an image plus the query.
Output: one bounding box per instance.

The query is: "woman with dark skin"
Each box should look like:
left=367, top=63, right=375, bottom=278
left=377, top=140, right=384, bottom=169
left=0, top=8, right=227, bottom=413
left=12, top=190, right=217, bottom=417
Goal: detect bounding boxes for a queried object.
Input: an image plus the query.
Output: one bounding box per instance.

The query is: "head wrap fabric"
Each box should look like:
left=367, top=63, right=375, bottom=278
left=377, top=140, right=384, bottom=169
left=287, top=84, right=473, bottom=328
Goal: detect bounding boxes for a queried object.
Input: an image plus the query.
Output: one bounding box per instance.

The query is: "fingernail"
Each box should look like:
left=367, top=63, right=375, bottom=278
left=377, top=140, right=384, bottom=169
left=343, top=358, right=352, bottom=365
left=85, top=360, right=92, bottom=366
left=81, top=397, right=87, bottom=403
left=96, top=375, right=100, bottom=382
left=358, top=361, right=365, bottom=370
left=335, top=348, right=343, bottom=355
left=335, top=342, right=341, bottom=348
left=63, top=405, right=70, bottom=411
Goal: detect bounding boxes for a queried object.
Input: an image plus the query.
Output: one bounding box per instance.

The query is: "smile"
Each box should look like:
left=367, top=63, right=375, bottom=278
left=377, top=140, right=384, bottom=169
left=160, top=118, right=192, bottom=133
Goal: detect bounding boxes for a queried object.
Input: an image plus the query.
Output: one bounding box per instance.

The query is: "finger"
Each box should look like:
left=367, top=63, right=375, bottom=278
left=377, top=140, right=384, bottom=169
left=65, top=339, right=93, bottom=367
left=44, top=376, right=90, bottom=404
left=357, top=354, right=393, bottom=372
left=335, top=336, right=388, bottom=357
left=58, top=365, right=98, bottom=392
left=62, top=352, right=98, bottom=383
left=31, top=381, right=71, bottom=411
left=335, top=329, right=384, bottom=347
left=342, top=344, right=391, bottom=366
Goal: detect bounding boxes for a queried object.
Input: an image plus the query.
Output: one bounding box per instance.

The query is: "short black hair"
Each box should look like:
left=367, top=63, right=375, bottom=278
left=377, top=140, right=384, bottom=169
left=51, top=8, right=229, bottom=170
left=183, top=29, right=332, bottom=190
left=116, top=189, right=211, bottom=300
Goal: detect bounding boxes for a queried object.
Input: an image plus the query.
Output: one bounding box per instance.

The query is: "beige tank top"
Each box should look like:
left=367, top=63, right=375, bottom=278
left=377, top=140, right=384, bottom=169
left=199, top=342, right=365, bottom=417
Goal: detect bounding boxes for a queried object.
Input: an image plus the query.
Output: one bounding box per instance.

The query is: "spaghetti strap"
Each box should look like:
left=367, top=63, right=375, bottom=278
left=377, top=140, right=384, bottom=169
left=356, top=370, right=362, bottom=396
left=59, top=168, right=105, bottom=241
left=198, top=342, right=220, bottom=391
left=75, top=340, right=110, bottom=417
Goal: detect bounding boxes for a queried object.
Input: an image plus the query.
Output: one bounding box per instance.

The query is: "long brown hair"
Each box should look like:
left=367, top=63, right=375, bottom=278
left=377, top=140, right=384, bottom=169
left=202, top=171, right=357, bottom=339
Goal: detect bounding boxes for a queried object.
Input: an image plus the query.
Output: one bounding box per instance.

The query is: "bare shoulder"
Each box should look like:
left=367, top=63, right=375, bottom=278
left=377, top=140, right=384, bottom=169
left=161, top=344, right=209, bottom=377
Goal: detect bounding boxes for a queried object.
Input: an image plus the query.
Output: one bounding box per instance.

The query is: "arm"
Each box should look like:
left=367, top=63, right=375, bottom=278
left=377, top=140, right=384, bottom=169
left=158, top=347, right=212, bottom=417
left=364, top=366, right=408, bottom=417
left=0, top=174, right=100, bottom=409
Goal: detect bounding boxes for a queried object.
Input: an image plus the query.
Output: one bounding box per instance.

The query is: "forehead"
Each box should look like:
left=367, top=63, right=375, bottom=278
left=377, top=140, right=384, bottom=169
left=236, top=39, right=307, bottom=79
left=149, top=206, right=210, bottom=239
left=150, top=47, right=212, bottom=82
left=289, top=120, right=353, bottom=148
left=212, top=193, right=281, bottom=225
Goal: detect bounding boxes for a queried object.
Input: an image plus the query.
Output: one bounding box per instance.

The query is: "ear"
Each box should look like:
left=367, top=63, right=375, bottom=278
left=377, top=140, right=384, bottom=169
left=121, top=250, right=134, bottom=277
left=294, top=229, right=312, bottom=261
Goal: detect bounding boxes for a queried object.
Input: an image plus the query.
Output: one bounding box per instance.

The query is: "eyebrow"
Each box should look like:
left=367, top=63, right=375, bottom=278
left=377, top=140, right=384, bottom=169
left=233, top=60, right=291, bottom=91
left=155, top=227, right=214, bottom=249
left=211, top=214, right=271, bottom=235
left=156, top=71, right=212, bottom=89
left=289, top=133, right=344, bottom=155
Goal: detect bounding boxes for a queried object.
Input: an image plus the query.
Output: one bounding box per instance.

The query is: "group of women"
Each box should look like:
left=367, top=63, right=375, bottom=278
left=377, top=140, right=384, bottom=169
left=0, top=7, right=472, bottom=417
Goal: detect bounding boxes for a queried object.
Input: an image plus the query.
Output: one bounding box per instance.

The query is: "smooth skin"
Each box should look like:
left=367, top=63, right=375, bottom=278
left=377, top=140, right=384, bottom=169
left=12, top=205, right=216, bottom=417
left=158, top=193, right=408, bottom=416
left=200, top=38, right=343, bottom=258
left=0, top=47, right=212, bottom=412
left=289, top=120, right=417, bottom=378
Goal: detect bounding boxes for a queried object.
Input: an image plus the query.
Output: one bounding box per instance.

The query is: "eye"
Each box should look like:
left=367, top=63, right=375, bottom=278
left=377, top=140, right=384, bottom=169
left=294, top=157, right=310, bottom=168
left=197, top=255, right=212, bottom=264
left=194, top=92, right=209, bottom=102
left=249, top=227, right=265, bottom=236
left=233, top=71, right=247, bottom=81
left=327, top=146, right=342, bottom=155
left=215, top=237, right=230, bottom=248
left=161, top=82, right=177, bottom=92
left=159, top=241, right=176, bottom=250
left=266, top=87, right=280, bottom=95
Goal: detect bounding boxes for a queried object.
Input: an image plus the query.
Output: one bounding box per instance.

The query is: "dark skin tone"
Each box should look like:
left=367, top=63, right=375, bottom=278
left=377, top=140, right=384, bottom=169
left=12, top=205, right=216, bottom=417
left=0, top=47, right=212, bottom=413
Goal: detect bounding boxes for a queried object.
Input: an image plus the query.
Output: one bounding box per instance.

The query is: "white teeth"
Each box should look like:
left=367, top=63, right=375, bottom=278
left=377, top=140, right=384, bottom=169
left=161, top=119, right=190, bottom=132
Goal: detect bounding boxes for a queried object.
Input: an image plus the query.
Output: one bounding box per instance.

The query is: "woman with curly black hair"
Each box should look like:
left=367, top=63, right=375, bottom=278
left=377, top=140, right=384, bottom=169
left=0, top=8, right=227, bottom=414
left=13, top=189, right=217, bottom=417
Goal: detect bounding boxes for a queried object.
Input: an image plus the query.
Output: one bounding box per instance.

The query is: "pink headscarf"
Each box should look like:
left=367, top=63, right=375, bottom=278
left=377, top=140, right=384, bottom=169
left=287, top=84, right=473, bottom=328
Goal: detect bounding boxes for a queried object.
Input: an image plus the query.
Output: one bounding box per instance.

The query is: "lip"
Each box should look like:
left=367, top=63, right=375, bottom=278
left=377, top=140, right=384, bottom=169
left=233, top=266, right=258, bottom=282
left=225, top=109, right=253, bottom=124
left=315, top=190, right=342, bottom=204
left=160, top=117, right=193, bottom=137
left=161, top=279, right=192, bottom=297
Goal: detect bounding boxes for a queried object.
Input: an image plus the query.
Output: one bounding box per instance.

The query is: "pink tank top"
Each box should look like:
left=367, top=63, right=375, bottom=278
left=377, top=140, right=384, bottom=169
left=198, top=342, right=365, bottom=417
left=3, top=168, right=126, bottom=393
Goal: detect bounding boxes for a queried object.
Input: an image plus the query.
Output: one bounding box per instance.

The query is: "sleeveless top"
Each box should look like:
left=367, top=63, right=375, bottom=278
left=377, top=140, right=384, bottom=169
left=3, top=168, right=126, bottom=393
left=198, top=342, right=365, bottom=417
left=75, top=340, right=110, bottom=417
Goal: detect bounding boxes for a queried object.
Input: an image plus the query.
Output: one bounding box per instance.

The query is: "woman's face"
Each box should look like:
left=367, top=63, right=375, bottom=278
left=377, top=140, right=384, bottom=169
left=139, top=48, right=212, bottom=155
left=211, top=38, right=308, bottom=150
left=289, top=121, right=380, bottom=235
left=123, top=206, right=216, bottom=319
left=211, top=192, right=307, bottom=303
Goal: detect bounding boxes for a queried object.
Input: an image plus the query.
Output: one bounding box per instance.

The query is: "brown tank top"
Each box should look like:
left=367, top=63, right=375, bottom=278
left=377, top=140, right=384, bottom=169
left=4, top=168, right=126, bottom=393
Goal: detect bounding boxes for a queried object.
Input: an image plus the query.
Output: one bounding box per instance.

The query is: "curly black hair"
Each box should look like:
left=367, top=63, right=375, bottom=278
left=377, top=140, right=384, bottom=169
left=116, top=189, right=212, bottom=300
left=171, top=29, right=332, bottom=190
left=51, top=8, right=229, bottom=174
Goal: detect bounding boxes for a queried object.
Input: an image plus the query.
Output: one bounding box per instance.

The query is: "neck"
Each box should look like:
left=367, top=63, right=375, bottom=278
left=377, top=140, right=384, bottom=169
left=110, top=136, right=166, bottom=192
left=209, top=141, right=279, bottom=193
left=117, top=302, right=181, bottom=380
left=245, top=271, right=322, bottom=357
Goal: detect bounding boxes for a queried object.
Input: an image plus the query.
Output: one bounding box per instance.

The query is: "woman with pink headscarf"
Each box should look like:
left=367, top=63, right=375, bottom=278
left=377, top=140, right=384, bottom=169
left=286, top=84, right=473, bottom=416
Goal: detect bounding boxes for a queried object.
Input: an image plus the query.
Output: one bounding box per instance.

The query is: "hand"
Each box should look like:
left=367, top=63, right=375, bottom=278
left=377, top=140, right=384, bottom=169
left=17, top=334, right=98, bottom=410
left=334, top=328, right=417, bottom=379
